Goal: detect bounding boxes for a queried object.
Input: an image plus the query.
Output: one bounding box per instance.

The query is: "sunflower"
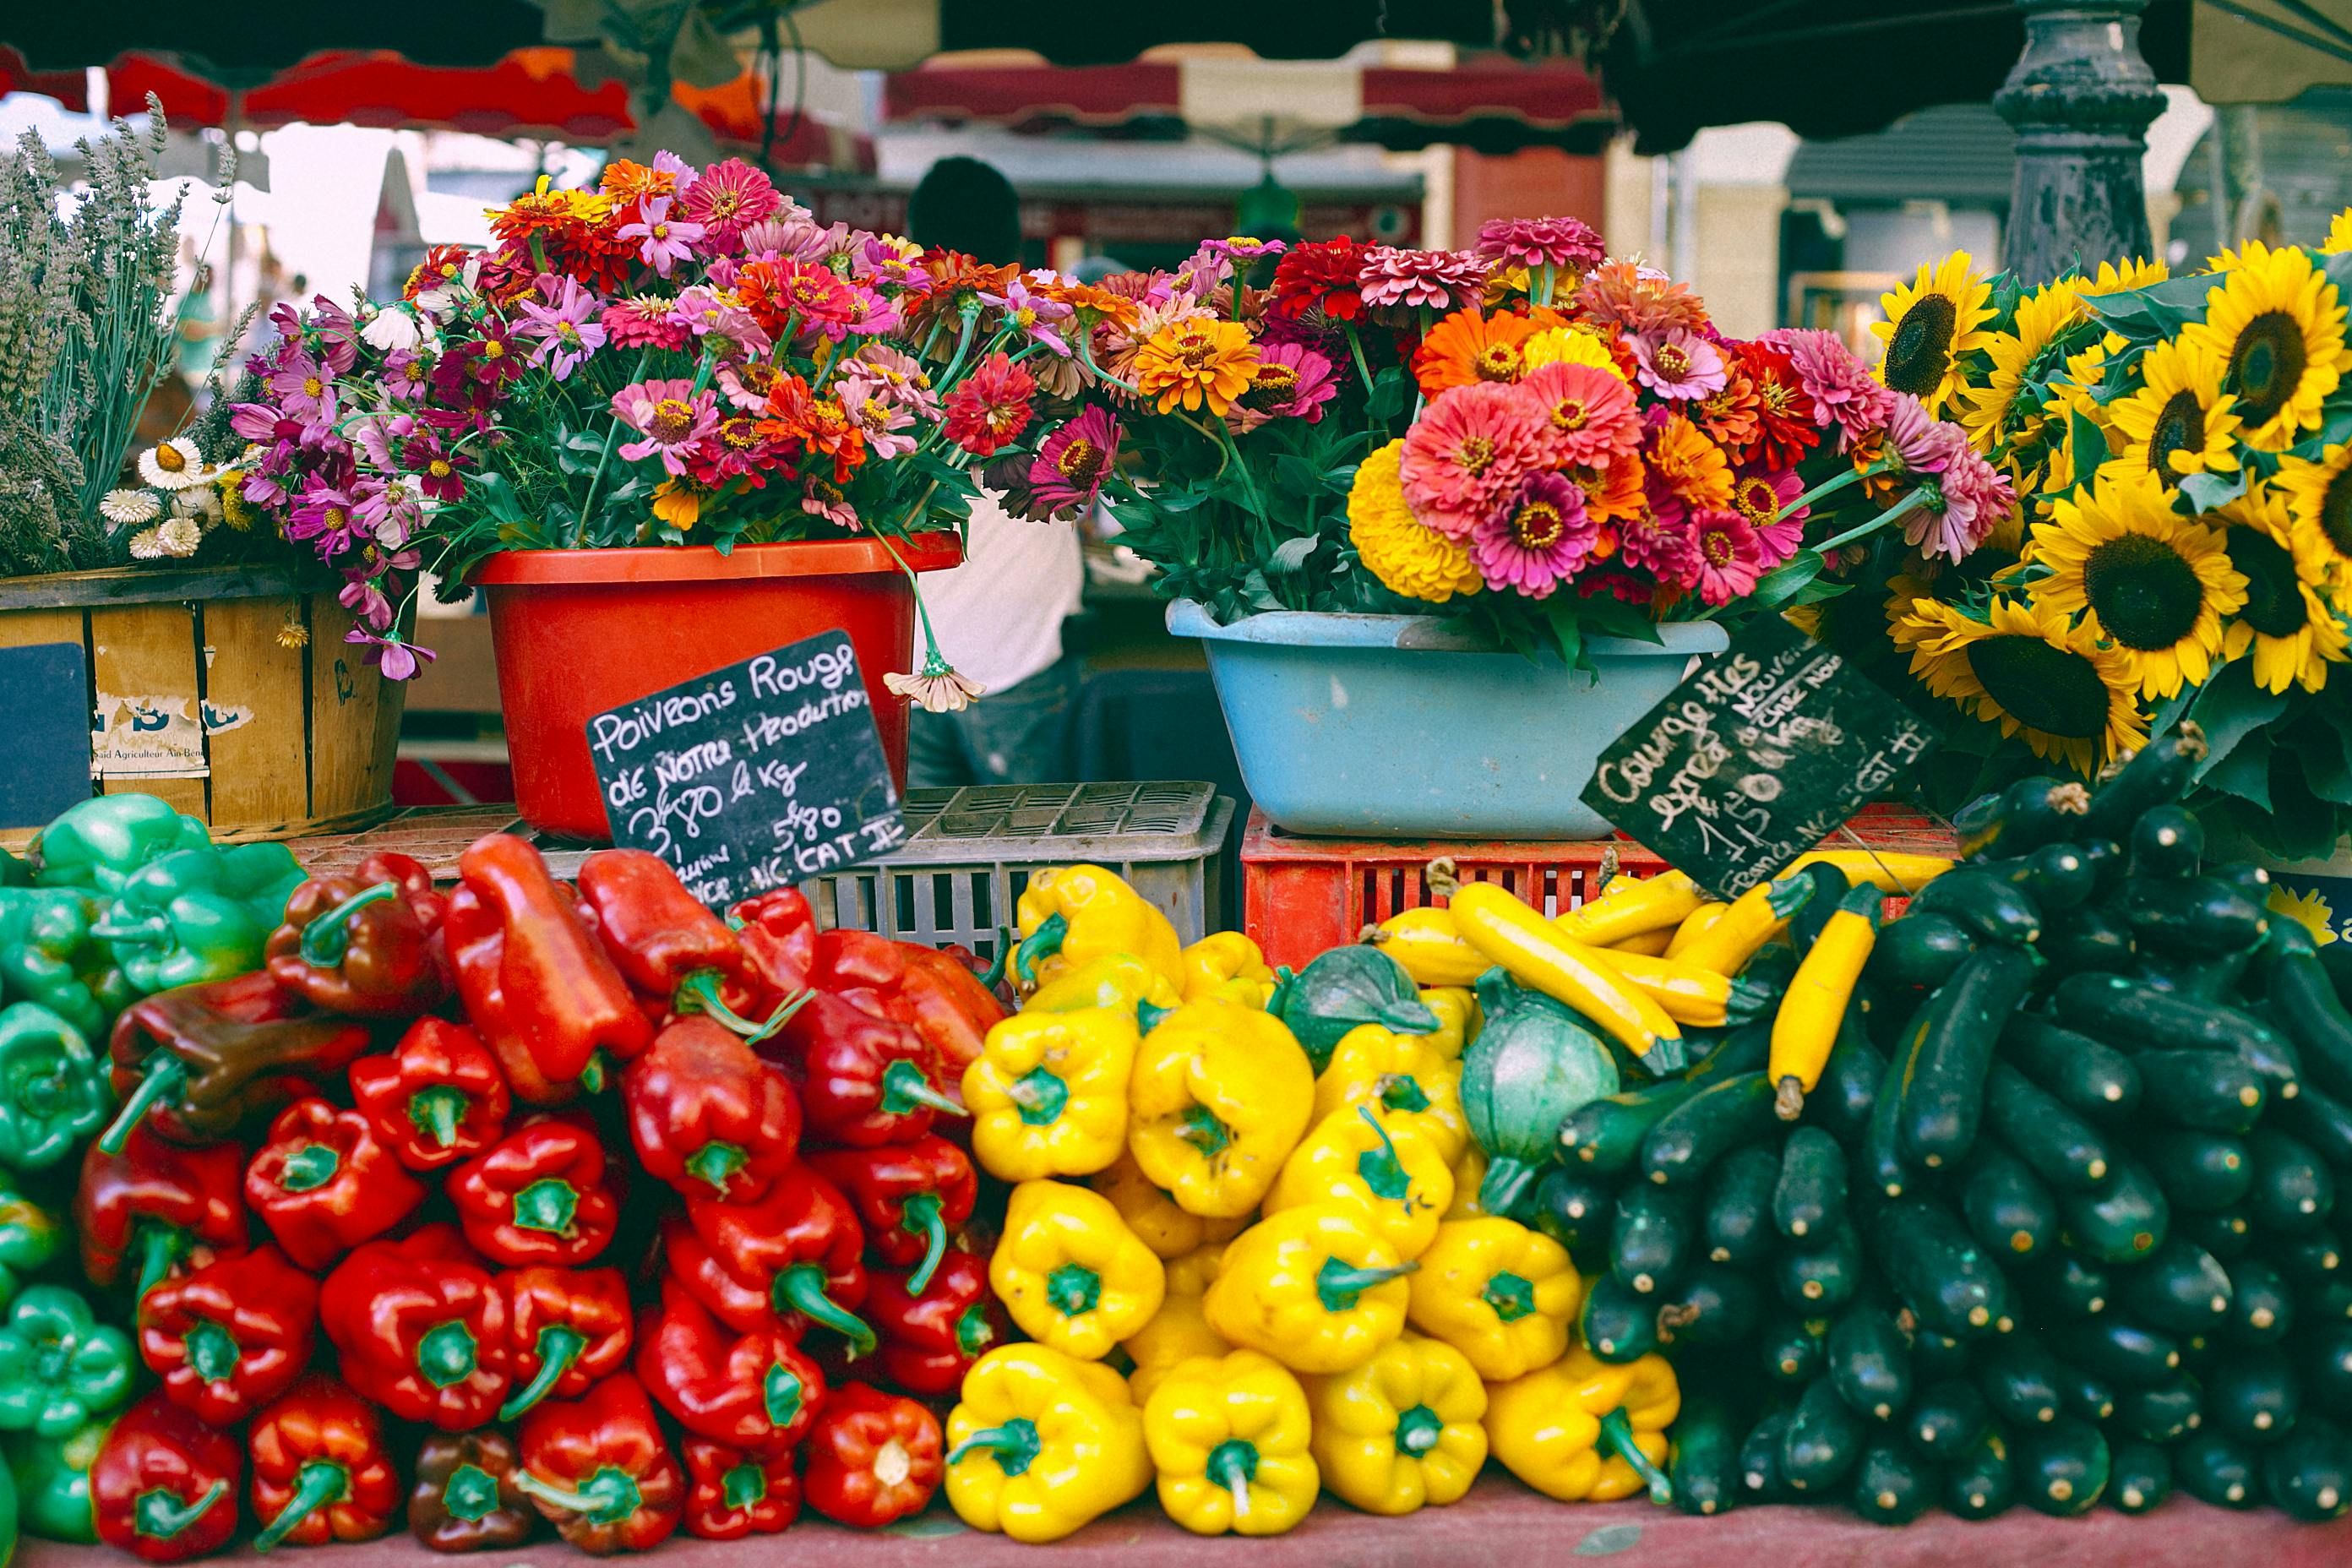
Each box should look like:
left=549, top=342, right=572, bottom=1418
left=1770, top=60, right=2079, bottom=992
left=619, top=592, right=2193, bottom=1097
left=2078, top=257, right=2170, bottom=297
left=2029, top=470, right=2246, bottom=699
left=1413, top=308, right=1549, bottom=397
left=1958, top=281, right=2084, bottom=453
left=2328, top=209, right=2352, bottom=256
left=2099, top=336, right=2242, bottom=489
left=2218, top=484, right=2350, bottom=694
left=2270, top=885, right=2340, bottom=945
left=1903, top=596, right=2148, bottom=773
left=2182, top=242, right=2351, bottom=452
left=2277, top=442, right=2352, bottom=581
left=1873, top=252, right=1997, bottom=416
left=1883, top=570, right=1954, bottom=658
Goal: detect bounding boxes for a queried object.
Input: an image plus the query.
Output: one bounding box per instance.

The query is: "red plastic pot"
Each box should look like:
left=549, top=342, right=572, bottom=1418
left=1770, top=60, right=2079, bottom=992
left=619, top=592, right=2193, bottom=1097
left=474, top=534, right=962, bottom=841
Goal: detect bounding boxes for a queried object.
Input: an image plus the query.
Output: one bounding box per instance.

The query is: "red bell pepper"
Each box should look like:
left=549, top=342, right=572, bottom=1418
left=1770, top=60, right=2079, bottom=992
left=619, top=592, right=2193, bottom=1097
left=514, top=1373, right=683, bottom=1555
left=319, top=1223, right=510, bottom=1430
left=620, top=1018, right=798, bottom=1203
left=680, top=1438, right=798, bottom=1541
left=449, top=1113, right=622, bottom=1267
left=771, top=992, right=965, bottom=1146
left=808, top=1135, right=977, bottom=1294
left=674, top=1163, right=874, bottom=1352
left=575, top=849, right=785, bottom=1033
left=811, top=928, right=1006, bottom=1078
left=244, top=1097, right=425, bottom=1271
left=76, top=1123, right=248, bottom=1298
left=498, top=1265, right=634, bottom=1422
left=101, top=972, right=375, bottom=1153
left=264, top=852, right=451, bottom=1018
left=92, top=1391, right=242, bottom=1563
left=408, top=1429, right=536, bottom=1554
left=865, top=1250, right=1005, bottom=1397
left=727, top=887, right=816, bottom=1003
left=802, top=1381, right=941, bottom=1528
left=248, top=1373, right=400, bottom=1551
left=348, top=1017, right=511, bottom=1173
left=444, top=834, right=651, bottom=1104
left=136, top=1244, right=318, bottom=1425
left=635, top=1277, right=825, bottom=1455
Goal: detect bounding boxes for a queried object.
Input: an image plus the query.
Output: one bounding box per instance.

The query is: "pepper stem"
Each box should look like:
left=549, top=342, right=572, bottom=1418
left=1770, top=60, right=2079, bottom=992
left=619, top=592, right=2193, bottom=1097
left=132, top=1224, right=184, bottom=1302
left=1013, top=912, right=1068, bottom=989
left=976, top=930, right=1011, bottom=992
left=98, top=1053, right=186, bottom=1155
left=498, top=1325, right=587, bottom=1422
left=513, top=1466, right=642, bottom=1525
left=410, top=1086, right=470, bottom=1152
left=134, top=1480, right=227, bottom=1542
left=1598, top=1408, right=1674, bottom=1506
left=684, top=1141, right=750, bottom=1198
left=879, top=1058, right=966, bottom=1118
left=945, top=1418, right=1042, bottom=1477
left=1206, top=1440, right=1258, bottom=1521
left=901, top=1193, right=950, bottom=1294
left=1315, top=1255, right=1419, bottom=1312
left=1353, top=1106, right=1417, bottom=1209
left=675, top=971, right=806, bottom=1045
left=775, top=1263, right=876, bottom=1356
left=1135, top=1000, right=1174, bottom=1036
left=253, top=1460, right=350, bottom=1552
left=296, top=881, right=400, bottom=967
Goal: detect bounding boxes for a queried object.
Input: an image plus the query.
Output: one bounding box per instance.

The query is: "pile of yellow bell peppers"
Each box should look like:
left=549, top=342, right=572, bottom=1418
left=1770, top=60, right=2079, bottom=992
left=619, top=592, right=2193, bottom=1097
left=941, top=863, right=1701, bottom=1541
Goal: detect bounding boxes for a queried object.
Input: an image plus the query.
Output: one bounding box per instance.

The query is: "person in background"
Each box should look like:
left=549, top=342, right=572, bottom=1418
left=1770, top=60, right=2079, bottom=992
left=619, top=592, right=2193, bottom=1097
left=902, top=156, right=1086, bottom=788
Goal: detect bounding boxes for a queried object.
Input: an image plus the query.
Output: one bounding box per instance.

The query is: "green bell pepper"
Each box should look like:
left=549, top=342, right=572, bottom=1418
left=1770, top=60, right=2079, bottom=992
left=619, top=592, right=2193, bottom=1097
left=29, top=798, right=210, bottom=896
left=0, top=852, right=25, bottom=890
left=0, top=1190, right=60, bottom=1304
left=0, top=1005, right=109, bottom=1174
left=0, top=1287, right=132, bottom=1439
left=7, top=1416, right=107, bottom=1542
left=0, top=890, right=133, bottom=1043
left=93, top=843, right=307, bottom=996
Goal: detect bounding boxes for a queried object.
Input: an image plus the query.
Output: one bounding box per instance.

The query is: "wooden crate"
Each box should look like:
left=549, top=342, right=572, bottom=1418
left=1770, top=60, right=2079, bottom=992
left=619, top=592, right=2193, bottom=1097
left=0, top=564, right=406, bottom=841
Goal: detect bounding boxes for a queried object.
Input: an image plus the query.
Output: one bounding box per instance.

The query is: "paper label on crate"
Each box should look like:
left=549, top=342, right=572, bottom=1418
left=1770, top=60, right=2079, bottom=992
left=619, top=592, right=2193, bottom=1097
left=1579, top=616, right=1937, bottom=900
left=585, top=631, right=908, bottom=909
left=91, top=692, right=209, bottom=781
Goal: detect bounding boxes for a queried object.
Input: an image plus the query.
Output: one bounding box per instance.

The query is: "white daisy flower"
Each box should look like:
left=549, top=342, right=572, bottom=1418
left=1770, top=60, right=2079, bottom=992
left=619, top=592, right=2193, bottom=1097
left=171, top=485, right=223, bottom=522
left=885, top=656, right=986, bottom=715
left=156, top=517, right=203, bottom=558
left=128, top=526, right=170, bottom=559
left=100, top=489, right=161, bottom=525
left=137, top=438, right=209, bottom=491
left=362, top=305, right=422, bottom=353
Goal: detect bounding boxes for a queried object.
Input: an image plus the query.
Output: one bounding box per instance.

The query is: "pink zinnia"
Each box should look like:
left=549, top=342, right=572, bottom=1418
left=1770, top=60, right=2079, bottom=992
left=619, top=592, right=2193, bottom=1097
left=941, top=351, right=1037, bottom=458
left=1762, top=328, right=1897, bottom=451
left=715, top=360, right=785, bottom=412
left=1474, top=215, right=1606, bottom=272
left=1630, top=328, right=1728, bottom=401
left=1517, top=362, right=1642, bottom=468
left=1686, top=509, right=1767, bottom=607
left=1030, top=406, right=1121, bottom=516
left=679, top=158, right=781, bottom=250
left=1881, top=394, right=1948, bottom=476
left=1229, top=342, right=1340, bottom=433
left=980, top=277, right=1074, bottom=357
left=1357, top=247, right=1491, bottom=312
left=602, top=296, right=688, bottom=351
left=611, top=378, right=719, bottom=476
left=835, top=375, right=917, bottom=460
left=1729, top=466, right=1808, bottom=563
left=1911, top=438, right=2016, bottom=563
left=1614, top=504, right=1701, bottom=588
left=672, top=286, right=770, bottom=355
left=851, top=343, right=941, bottom=417
left=802, top=480, right=858, bottom=530
left=1473, top=473, right=1598, bottom=600
left=1398, top=383, right=1549, bottom=539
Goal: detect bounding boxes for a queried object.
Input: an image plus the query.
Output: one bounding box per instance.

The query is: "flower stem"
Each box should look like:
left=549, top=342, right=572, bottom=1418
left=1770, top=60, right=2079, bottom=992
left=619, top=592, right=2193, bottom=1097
left=1811, top=485, right=1933, bottom=558
left=1775, top=460, right=1885, bottom=525
left=572, top=347, right=650, bottom=544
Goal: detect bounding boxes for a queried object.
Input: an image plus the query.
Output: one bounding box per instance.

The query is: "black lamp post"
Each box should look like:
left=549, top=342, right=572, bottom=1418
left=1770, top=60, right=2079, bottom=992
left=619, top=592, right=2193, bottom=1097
left=1995, top=0, right=2171, bottom=282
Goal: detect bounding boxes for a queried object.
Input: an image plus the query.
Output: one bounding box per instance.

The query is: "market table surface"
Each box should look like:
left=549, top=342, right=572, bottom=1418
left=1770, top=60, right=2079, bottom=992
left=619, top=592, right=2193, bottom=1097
left=22, top=1479, right=2352, bottom=1567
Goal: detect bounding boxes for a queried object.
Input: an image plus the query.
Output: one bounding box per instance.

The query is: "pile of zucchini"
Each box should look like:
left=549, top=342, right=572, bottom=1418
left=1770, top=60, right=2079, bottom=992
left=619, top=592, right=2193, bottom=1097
left=1529, top=725, right=2352, bottom=1524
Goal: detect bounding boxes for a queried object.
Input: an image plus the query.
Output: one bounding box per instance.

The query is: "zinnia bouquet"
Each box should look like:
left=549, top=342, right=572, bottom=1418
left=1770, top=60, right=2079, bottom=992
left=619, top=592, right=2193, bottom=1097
left=234, top=154, right=1112, bottom=689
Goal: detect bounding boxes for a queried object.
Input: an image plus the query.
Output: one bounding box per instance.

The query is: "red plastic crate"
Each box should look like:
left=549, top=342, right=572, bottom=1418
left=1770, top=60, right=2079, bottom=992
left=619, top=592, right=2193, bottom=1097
left=1241, top=803, right=1957, bottom=970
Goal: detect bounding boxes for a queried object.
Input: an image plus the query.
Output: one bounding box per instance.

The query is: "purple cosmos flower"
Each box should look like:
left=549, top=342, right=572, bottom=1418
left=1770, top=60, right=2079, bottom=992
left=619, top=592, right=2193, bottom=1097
left=346, top=627, right=433, bottom=681
left=286, top=482, right=362, bottom=554
left=619, top=196, right=706, bottom=278
left=979, top=277, right=1074, bottom=357
left=308, top=295, right=361, bottom=374
left=351, top=476, right=422, bottom=549
left=612, top=378, right=720, bottom=476
left=513, top=274, right=608, bottom=381
left=1473, top=473, right=1599, bottom=600
left=1630, top=328, right=1729, bottom=401
left=402, top=428, right=466, bottom=502
left=1029, top=406, right=1121, bottom=516
left=351, top=411, right=417, bottom=471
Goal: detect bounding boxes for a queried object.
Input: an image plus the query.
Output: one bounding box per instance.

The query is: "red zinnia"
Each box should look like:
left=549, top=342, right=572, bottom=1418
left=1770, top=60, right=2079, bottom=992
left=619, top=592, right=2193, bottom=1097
left=1269, top=237, right=1369, bottom=324
left=941, top=351, right=1037, bottom=458
left=758, top=376, right=865, bottom=484
left=1737, top=341, right=1823, bottom=471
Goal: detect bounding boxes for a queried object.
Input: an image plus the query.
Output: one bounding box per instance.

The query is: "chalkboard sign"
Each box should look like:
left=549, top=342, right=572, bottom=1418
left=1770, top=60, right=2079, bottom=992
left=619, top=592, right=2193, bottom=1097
left=586, top=631, right=908, bottom=908
left=1580, top=616, right=1937, bottom=899
left=0, top=642, right=94, bottom=828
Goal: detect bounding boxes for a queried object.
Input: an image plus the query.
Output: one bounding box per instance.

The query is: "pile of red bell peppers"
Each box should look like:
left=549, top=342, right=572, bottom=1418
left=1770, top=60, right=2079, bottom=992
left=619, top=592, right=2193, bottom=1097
left=84, top=832, right=1010, bottom=1558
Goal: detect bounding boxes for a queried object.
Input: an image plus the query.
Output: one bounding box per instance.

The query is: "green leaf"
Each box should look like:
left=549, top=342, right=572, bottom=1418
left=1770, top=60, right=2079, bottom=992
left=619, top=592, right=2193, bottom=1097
left=1750, top=553, right=1825, bottom=611
left=1368, top=368, right=1413, bottom=422
left=1266, top=536, right=1318, bottom=574
left=2203, top=726, right=2274, bottom=809
left=2177, top=467, right=2248, bottom=514
left=2186, top=662, right=2289, bottom=783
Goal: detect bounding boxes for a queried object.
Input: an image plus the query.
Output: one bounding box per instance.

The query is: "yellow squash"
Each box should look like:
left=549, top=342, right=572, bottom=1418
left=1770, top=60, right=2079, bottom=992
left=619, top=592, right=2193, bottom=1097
left=1672, top=873, right=1815, bottom=976
left=1788, top=849, right=1952, bottom=895
left=1365, top=908, right=1490, bottom=988
left=1767, top=882, right=1883, bottom=1116
left=1555, top=869, right=1704, bottom=947
left=1663, top=902, right=1729, bottom=958
left=1447, top=882, right=1685, bottom=1070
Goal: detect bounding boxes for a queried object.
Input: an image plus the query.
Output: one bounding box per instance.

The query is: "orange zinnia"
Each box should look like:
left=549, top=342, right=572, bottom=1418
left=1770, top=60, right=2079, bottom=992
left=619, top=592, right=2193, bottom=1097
left=1647, top=414, right=1734, bottom=511
left=1412, top=307, right=1564, bottom=398
left=1577, top=453, right=1647, bottom=525
left=1132, top=318, right=1260, bottom=416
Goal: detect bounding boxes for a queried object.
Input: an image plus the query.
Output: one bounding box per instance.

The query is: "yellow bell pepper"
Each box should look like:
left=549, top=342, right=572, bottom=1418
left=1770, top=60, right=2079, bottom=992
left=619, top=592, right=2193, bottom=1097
left=1024, top=952, right=1183, bottom=1015
left=990, top=1180, right=1167, bottom=1359
left=1204, top=1206, right=1418, bottom=1375
left=1788, top=849, right=1952, bottom=895
left=1179, top=933, right=1276, bottom=1004
left=1664, top=902, right=1729, bottom=958
left=1443, top=1144, right=1490, bottom=1219
left=1484, top=1342, right=1680, bottom=1504
left=1417, top=987, right=1479, bottom=1061
left=1142, top=1349, right=1319, bottom=1536
left=1304, top=1333, right=1488, bottom=1515
left=1313, top=1024, right=1469, bottom=1161
left=963, top=1008, right=1136, bottom=1181
left=1555, top=869, right=1704, bottom=947
left=1674, top=873, right=1814, bottom=977
left=1092, top=1148, right=1247, bottom=1260
left=1162, top=1240, right=1229, bottom=1298
left=1405, top=1217, right=1582, bottom=1381
left=1266, top=1107, right=1451, bottom=1260
left=1364, top=908, right=1489, bottom=988
left=944, top=1344, right=1153, bottom=1542
left=1129, top=999, right=1315, bottom=1218
left=1123, top=1290, right=1231, bottom=1406
left=1015, top=864, right=1185, bottom=994
left=1768, top=883, right=1883, bottom=1116
left=1450, top=881, right=1685, bottom=1071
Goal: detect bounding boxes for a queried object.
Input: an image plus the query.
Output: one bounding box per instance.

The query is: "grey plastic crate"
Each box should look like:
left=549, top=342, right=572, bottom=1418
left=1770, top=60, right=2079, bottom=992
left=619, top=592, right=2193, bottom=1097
left=806, top=782, right=1233, bottom=962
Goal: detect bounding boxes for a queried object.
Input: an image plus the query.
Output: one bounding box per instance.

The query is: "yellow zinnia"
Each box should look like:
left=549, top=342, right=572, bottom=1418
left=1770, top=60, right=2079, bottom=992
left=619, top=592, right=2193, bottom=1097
left=2182, top=241, right=2350, bottom=452
left=1348, top=439, right=1482, bottom=604
left=2277, top=442, right=2352, bottom=582
left=1874, top=251, right=1997, bottom=417
left=1901, top=596, right=2148, bottom=775
left=2029, top=469, right=2246, bottom=700
left=2218, top=483, right=2351, bottom=694
left=1132, top=318, right=1260, bottom=416
left=1521, top=326, right=1628, bottom=383
left=2099, top=336, right=2242, bottom=489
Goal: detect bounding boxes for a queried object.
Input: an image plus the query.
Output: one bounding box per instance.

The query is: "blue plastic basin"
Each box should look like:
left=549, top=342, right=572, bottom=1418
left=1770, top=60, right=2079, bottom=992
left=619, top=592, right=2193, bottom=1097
left=1168, top=599, right=1729, bottom=841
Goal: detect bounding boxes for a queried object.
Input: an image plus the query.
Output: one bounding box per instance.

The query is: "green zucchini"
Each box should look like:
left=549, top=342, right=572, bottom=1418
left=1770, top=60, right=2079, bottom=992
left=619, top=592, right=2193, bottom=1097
left=2109, top=1440, right=2172, bottom=1513
left=2047, top=1317, right=2182, bottom=1388
left=2318, top=1278, right=2352, bottom=1324
left=2212, top=860, right=2274, bottom=904
left=1699, top=1142, right=1781, bottom=1269
left=1579, top=1271, right=1661, bottom=1364
left=2125, top=875, right=2268, bottom=956
left=1558, top=1078, right=1700, bottom=1173
left=2127, top=803, right=2203, bottom=878
left=1669, top=1394, right=1743, bottom=1516
left=1759, top=1312, right=1827, bottom=1387
left=1870, top=1197, right=2013, bottom=1339
left=2012, top=1417, right=2109, bottom=1516
left=1908, top=1378, right=1991, bottom=1461
left=2138, top=1129, right=2252, bottom=1211
left=1639, top=1070, right=1778, bottom=1190
left=2133, top=1048, right=2268, bottom=1134
left=1611, top=1183, right=1697, bottom=1296
left=2135, top=946, right=2254, bottom=1001
left=2257, top=922, right=2352, bottom=1100
left=1738, top=1409, right=1794, bottom=1503
left=1734, top=949, right=1799, bottom=1004
left=2177, top=1205, right=2255, bottom=1260
left=2175, top=1431, right=2261, bottom=1508
left=1990, top=842, right=2097, bottom=911
left=2053, top=1359, right=2115, bottom=1424
left=1909, top=1326, right=1970, bottom=1381
left=1977, top=1336, right=2064, bottom=1427
left=1906, top=867, right=2044, bottom=945
left=1685, top=1019, right=1773, bottom=1083
left=1942, top=1429, right=2016, bottom=1520
left=1800, top=1012, right=1881, bottom=1145
left=2221, top=1256, right=2292, bottom=1345
left=1897, top=945, right=2039, bottom=1171
left=1772, top=1126, right=1848, bottom=1241
left=2035, top=901, right=2134, bottom=977
left=2262, top=1416, right=2352, bottom=1520
left=2053, top=972, right=2302, bottom=1101
left=1850, top=1439, right=1933, bottom=1525
left=1528, top=1165, right=1615, bottom=1265
left=1784, top=863, right=1852, bottom=955
left=2277, top=1081, right=2352, bottom=1168
left=1827, top=1305, right=1913, bottom=1422
left=1277, top=945, right=1438, bottom=1070
left=2246, top=1125, right=2337, bottom=1234
left=1999, top=1015, right=2140, bottom=1123
left=2033, top=1254, right=2113, bottom=1319
left=1984, top=1062, right=2112, bottom=1191
left=2114, top=1375, right=2203, bottom=1444
left=2299, top=1325, right=2352, bottom=1418
left=2117, top=1238, right=2232, bottom=1335
left=2082, top=725, right=2207, bottom=841
left=1859, top=1032, right=1913, bottom=1200
left=1776, top=1222, right=1863, bottom=1313
left=1864, top=912, right=1976, bottom=993
left=1963, top=1141, right=2062, bottom=1261
left=2272, top=1227, right=2344, bottom=1284
left=1780, top=1376, right=1865, bottom=1494
left=1653, top=1265, right=1761, bottom=1352
left=2205, top=1346, right=2300, bottom=1445
left=2077, top=836, right=2127, bottom=894
left=1954, top=775, right=2092, bottom=860
left=2056, top=1157, right=2170, bottom=1265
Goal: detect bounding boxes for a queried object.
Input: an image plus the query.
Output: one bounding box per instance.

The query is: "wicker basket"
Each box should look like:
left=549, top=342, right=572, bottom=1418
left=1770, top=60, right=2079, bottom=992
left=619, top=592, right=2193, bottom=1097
left=0, top=563, right=406, bottom=841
